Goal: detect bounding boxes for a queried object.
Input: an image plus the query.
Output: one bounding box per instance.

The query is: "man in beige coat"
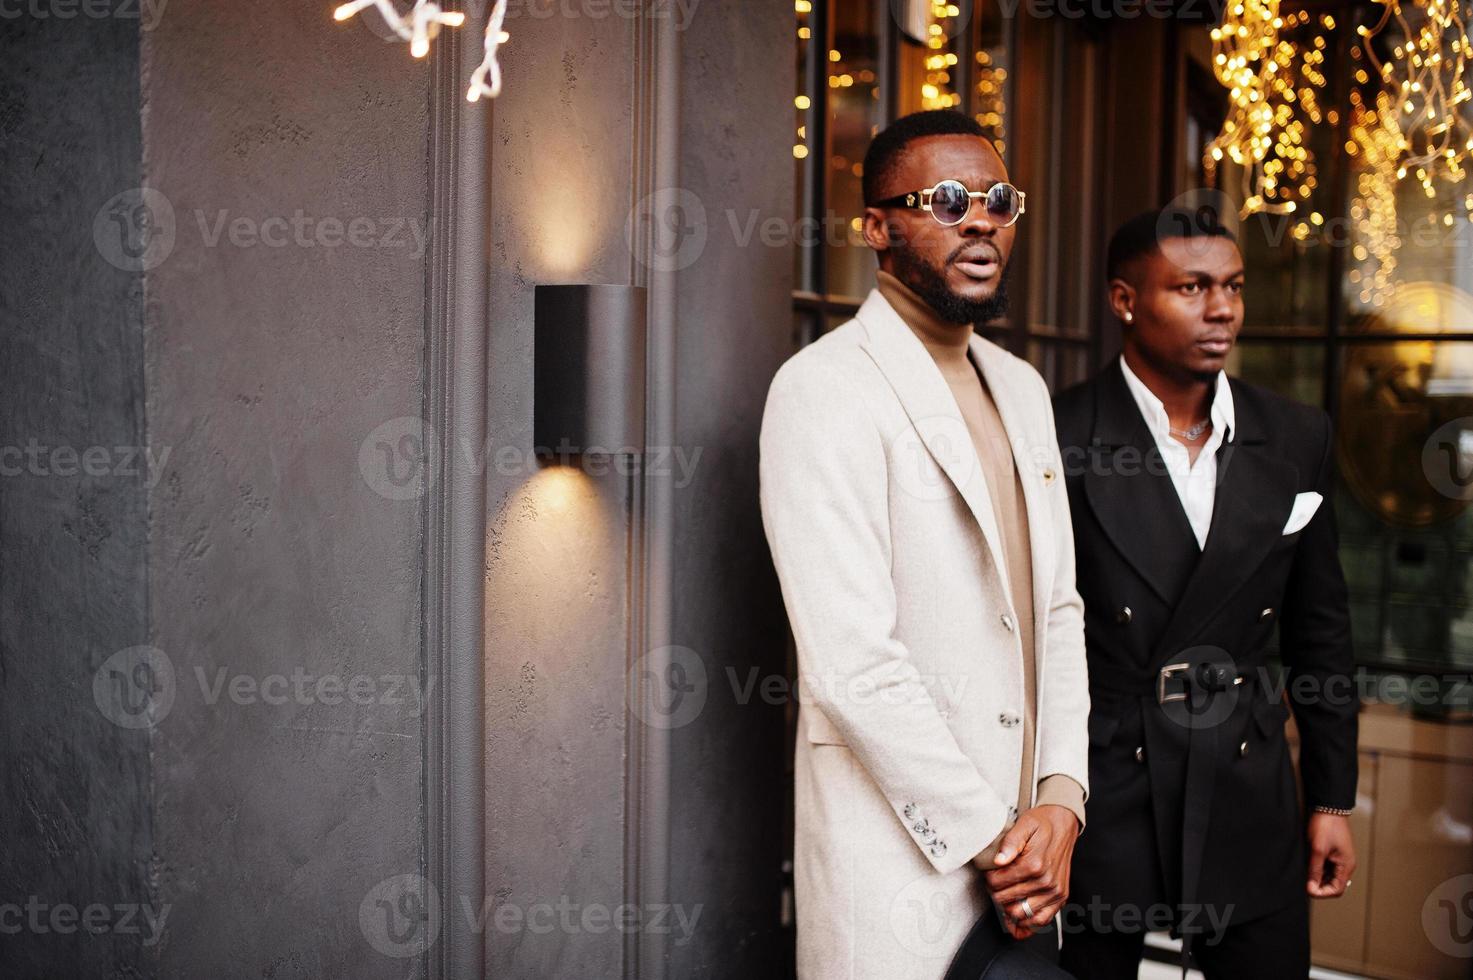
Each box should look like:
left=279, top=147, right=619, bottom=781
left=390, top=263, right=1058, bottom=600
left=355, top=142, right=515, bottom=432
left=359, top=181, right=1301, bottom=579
left=760, top=110, right=1091, bottom=979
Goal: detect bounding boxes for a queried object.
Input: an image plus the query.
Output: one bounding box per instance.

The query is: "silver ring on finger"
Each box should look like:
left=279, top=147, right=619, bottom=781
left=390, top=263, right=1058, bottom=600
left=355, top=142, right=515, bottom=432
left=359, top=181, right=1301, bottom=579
left=1017, top=898, right=1034, bottom=920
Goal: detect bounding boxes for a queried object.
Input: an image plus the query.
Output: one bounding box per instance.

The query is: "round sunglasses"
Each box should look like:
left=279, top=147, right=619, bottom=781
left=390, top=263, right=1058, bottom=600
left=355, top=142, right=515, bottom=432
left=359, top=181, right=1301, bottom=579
left=873, top=179, right=1027, bottom=228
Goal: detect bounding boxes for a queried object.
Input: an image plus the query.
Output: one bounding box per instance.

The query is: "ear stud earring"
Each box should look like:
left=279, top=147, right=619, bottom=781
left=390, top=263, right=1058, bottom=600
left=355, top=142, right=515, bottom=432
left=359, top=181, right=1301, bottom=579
left=1123, top=311, right=1133, bottom=323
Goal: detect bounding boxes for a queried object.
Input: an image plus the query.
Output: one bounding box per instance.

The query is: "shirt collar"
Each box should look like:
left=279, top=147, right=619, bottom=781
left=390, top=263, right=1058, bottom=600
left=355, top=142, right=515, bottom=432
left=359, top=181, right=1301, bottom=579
left=1118, top=355, right=1236, bottom=444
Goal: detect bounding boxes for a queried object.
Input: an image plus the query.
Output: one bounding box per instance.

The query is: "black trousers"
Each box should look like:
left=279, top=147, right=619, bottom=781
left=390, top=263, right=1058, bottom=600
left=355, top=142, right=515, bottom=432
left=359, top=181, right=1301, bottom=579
left=1057, top=896, right=1310, bottom=980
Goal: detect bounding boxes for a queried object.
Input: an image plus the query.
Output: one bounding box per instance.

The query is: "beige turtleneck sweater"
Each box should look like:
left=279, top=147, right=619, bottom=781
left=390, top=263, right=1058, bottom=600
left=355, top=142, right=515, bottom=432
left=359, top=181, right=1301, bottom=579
left=875, top=270, right=1085, bottom=868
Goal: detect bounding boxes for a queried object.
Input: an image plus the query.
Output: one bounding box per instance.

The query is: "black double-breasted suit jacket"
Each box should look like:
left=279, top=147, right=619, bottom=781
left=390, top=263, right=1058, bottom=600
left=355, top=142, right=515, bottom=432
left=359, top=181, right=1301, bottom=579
left=1052, top=357, right=1359, bottom=928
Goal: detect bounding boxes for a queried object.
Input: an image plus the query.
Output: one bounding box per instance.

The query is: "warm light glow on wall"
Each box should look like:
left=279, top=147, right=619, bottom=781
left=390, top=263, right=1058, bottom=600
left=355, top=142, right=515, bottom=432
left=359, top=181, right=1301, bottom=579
left=528, top=465, right=588, bottom=519
left=533, top=217, right=598, bottom=278
left=486, top=465, right=625, bottom=625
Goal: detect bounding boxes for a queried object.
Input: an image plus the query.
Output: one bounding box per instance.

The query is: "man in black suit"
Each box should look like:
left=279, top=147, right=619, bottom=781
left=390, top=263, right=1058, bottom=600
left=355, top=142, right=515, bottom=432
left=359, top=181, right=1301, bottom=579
left=1051, top=209, right=1359, bottom=978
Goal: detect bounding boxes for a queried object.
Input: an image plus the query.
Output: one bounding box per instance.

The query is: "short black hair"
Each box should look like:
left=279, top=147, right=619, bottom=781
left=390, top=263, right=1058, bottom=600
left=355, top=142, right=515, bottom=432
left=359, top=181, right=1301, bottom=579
left=862, top=110, right=990, bottom=207
left=1106, top=207, right=1236, bottom=281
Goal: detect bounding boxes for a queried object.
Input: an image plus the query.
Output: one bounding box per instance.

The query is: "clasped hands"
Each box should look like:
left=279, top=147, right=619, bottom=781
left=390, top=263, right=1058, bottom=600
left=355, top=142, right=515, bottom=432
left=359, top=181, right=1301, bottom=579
left=972, top=804, right=1080, bottom=940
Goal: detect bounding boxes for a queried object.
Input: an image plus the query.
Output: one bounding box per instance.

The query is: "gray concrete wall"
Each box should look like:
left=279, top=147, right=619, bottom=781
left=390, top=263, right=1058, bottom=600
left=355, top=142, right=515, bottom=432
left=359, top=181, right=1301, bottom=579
left=3, top=1, right=795, bottom=976
left=667, top=2, right=796, bottom=976
left=139, top=0, right=431, bottom=976
left=482, top=7, right=640, bottom=977
left=481, top=1, right=795, bottom=976
left=0, top=8, right=156, bottom=979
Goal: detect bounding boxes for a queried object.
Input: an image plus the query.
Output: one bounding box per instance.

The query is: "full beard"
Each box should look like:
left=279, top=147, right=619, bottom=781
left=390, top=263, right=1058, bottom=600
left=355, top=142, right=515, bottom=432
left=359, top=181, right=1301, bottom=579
left=891, top=247, right=1010, bottom=325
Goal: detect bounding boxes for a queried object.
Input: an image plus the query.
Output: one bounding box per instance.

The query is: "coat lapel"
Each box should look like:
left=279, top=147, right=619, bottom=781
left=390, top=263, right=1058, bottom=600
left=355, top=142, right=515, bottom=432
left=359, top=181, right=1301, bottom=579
left=1155, top=380, right=1299, bottom=655
left=972, top=337, right=1055, bottom=666
left=855, top=289, right=1013, bottom=601
left=1082, top=359, right=1201, bottom=605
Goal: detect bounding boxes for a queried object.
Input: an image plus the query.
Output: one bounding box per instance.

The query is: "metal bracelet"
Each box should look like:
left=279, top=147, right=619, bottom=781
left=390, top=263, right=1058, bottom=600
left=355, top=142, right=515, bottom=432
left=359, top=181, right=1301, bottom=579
left=1313, top=805, right=1353, bottom=817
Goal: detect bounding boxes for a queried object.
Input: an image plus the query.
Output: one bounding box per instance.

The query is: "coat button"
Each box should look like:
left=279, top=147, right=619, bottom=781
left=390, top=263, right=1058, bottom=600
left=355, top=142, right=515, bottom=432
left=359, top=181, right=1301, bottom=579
left=1117, top=606, right=1132, bottom=624
left=1260, top=607, right=1274, bottom=621
left=1135, top=746, right=1145, bottom=763
left=999, top=713, right=1020, bottom=728
left=1239, top=741, right=1249, bottom=757
left=1001, top=613, right=1015, bottom=633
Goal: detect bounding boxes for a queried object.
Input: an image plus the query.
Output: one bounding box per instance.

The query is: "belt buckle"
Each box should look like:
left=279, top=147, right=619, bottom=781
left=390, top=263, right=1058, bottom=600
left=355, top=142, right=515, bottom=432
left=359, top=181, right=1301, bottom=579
left=1157, top=662, right=1192, bottom=704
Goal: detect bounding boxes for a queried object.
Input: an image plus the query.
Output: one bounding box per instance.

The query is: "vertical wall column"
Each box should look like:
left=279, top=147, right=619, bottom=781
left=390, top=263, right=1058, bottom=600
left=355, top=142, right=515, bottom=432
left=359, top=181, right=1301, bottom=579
left=424, top=15, right=489, bottom=980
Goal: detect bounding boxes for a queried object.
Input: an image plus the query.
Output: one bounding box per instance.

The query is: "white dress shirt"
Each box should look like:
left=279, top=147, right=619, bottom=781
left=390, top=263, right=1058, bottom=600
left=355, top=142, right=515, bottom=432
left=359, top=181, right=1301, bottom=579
left=1119, top=356, right=1236, bottom=550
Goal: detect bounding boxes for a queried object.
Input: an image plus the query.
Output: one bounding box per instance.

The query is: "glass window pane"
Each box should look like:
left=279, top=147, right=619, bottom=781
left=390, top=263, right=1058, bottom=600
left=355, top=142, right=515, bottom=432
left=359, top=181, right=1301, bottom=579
left=1201, top=13, right=1341, bottom=335
left=970, top=3, right=1009, bottom=157
left=825, top=0, right=883, bottom=300
left=1012, top=20, right=1101, bottom=339
left=1226, top=341, right=1325, bottom=408
left=1025, top=340, right=1089, bottom=393
left=1344, top=18, right=1473, bottom=320
left=1235, top=210, right=1333, bottom=335
left=1335, top=338, right=1473, bottom=671
left=794, top=308, right=819, bottom=350
left=895, top=0, right=964, bottom=116
left=794, top=0, right=817, bottom=294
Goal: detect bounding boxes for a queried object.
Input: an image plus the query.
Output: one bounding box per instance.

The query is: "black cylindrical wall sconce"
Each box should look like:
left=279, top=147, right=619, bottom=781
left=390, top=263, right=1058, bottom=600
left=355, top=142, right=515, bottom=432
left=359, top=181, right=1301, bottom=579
left=533, top=284, right=648, bottom=456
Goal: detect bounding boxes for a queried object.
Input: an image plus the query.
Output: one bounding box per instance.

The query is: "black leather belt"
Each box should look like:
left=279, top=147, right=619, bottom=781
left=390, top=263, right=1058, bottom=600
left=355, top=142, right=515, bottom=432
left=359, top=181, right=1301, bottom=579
left=1088, top=656, right=1251, bottom=705
left=1173, top=659, right=1239, bottom=975
left=1093, top=655, right=1252, bottom=976
left=1156, top=660, right=1243, bottom=704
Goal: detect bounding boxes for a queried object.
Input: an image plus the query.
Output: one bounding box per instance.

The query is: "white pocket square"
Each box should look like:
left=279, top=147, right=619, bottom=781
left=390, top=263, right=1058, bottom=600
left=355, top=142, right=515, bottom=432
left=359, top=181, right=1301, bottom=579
left=1282, top=491, right=1323, bottom=535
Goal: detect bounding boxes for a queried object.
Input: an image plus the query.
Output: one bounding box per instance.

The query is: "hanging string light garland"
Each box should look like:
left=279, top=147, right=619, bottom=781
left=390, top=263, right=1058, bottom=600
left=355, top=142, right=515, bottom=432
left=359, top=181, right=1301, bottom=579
left=1203, top=0, right=1333, bottom=217
left=334, top=0, right=510, bottom=102
left=1359, top=0, right=1473, bottom=207
left=1197, top=0, right=1473, bottom=303
left=1346, top=86, right=1405, bottom=306
left=1333, top=0, right=1473, bottom=307
left=921, top=1, right=962, bottom=110
left=466, top=0, right=511, bottom=101
left=974, top=49, right=1007, bottom=156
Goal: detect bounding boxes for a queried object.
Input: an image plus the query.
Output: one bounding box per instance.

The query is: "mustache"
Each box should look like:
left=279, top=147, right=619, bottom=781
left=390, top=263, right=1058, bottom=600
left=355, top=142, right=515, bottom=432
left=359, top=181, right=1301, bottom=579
left=949, top=243, right=1000, bottom=265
